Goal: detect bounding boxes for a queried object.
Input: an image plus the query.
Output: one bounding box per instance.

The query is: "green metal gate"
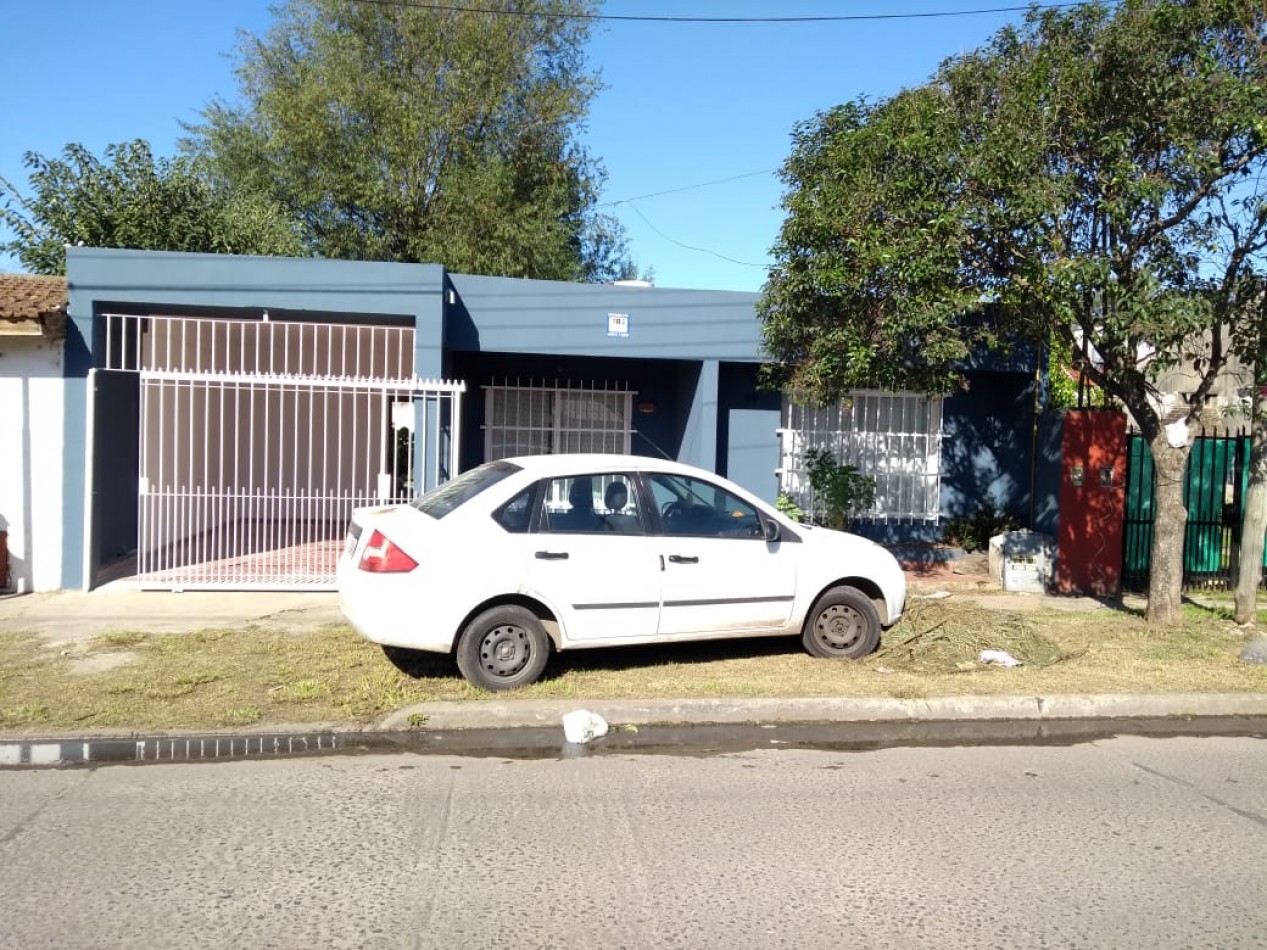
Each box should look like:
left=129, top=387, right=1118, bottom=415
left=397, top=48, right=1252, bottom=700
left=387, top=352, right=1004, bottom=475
left=1123, top=431, right=1267, bottom=591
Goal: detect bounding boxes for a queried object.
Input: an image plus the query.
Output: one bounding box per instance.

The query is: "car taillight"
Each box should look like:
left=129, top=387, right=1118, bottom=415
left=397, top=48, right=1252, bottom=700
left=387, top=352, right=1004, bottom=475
left=357, top=530, right=418, bottom=573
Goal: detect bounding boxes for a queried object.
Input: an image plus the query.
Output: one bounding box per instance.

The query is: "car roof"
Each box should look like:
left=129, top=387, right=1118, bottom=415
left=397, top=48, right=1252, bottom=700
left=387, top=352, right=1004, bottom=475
left=501, top=453, right=708, bottom=478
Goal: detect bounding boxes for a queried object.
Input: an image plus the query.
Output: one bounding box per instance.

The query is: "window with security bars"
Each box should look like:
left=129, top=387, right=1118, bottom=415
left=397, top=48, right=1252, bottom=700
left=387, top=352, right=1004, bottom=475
left=483, top=383, right=634, bottom=461
left=778, top=391, right=943, bottom=523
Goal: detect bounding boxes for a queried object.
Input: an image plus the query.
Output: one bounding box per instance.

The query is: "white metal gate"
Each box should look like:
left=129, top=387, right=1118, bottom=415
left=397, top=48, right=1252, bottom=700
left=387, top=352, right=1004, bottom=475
left=102, top=313, right=464, bottom=589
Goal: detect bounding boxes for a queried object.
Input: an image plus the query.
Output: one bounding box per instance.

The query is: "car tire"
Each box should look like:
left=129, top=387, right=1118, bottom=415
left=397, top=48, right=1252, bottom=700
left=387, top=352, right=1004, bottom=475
left=802, top=587, right=881, bottom=660
left=455, top=605, right=551, bottom=692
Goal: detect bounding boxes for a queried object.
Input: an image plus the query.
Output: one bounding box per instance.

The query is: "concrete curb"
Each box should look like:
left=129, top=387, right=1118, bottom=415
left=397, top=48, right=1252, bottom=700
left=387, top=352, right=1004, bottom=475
left=5, top=693, right=1266, bottom=769
left=0, top=731, right=352, bottom=769
left=379, top=692, right=1267, bottom=731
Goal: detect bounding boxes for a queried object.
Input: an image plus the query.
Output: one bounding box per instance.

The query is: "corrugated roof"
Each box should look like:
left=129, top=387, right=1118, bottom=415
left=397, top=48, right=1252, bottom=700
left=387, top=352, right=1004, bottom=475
left=0, top=274, right=68, bottom=321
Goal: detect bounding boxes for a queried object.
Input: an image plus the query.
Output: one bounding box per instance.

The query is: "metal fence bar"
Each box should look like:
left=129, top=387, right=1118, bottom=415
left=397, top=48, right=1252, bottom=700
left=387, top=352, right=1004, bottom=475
left=1121, top=430, right=1266, bottom=592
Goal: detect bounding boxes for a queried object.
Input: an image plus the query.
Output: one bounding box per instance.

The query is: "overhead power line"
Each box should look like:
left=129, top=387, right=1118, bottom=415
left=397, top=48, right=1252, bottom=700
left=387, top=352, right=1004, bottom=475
left=626, top=202, right=767, bottom=268
left=347, top=1, right=1091, bottom=25
left=597, top=168, right=778, bottom=208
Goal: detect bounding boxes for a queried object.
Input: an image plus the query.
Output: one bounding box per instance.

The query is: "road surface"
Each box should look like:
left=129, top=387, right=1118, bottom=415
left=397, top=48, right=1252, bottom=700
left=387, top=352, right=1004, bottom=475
left=1, top=735, right=1265, bottom=948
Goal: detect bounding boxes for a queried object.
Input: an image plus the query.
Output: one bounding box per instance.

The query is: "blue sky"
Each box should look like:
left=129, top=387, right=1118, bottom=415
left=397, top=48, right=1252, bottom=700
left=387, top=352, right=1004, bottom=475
left=0, top=1, right=1035, bottom=290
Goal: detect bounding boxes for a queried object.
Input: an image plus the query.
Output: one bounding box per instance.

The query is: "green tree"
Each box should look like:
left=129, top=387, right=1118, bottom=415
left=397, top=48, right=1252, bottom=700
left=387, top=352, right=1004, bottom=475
left=0, top=141, right=304, bottom=275
left=760, top=0, right=1267, bottom=625
left=185, top=0, right=634, bottom=281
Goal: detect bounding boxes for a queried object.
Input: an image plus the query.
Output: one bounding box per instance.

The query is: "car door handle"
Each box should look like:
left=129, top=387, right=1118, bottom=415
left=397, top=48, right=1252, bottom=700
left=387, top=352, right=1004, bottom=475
left=535, top=551, right=569, bottom=560
left=668, top=554, right=699, bottom=564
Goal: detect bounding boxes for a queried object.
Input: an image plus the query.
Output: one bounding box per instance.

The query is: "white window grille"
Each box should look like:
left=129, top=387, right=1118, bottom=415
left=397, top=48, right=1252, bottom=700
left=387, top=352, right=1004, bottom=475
left=483, top=381, right=634, bottom=460
left=778, top=391, right=944, bottom=523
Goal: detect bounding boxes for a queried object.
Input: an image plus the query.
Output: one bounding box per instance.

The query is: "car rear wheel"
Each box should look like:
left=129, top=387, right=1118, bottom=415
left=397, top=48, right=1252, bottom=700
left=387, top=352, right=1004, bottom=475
left=455, top=605, right=551, bottom=692
left=802, top=587, right=881, bottom=660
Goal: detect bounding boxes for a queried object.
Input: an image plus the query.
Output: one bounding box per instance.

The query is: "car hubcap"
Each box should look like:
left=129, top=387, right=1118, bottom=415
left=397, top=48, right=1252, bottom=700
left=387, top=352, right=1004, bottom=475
left=814, top=604, right=863, bottom=652
left=480, top=624, right=530, bottom=678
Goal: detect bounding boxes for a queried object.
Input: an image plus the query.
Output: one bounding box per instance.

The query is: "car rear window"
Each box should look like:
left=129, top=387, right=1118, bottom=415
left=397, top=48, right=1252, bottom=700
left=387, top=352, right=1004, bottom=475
left=411, top=460, right=521, bottom=519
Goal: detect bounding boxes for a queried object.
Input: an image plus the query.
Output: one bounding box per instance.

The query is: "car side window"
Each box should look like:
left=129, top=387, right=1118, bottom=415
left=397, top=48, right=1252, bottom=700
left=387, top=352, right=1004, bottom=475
left=541, top=474, right=643, bottom=535
left=492, top=486, right=536, bottom=533
left=647, top=473, right=764, bottom=539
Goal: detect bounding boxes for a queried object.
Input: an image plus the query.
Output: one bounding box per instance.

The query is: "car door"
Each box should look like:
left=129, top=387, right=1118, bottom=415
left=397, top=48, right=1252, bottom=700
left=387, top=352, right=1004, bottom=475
left=645, top=472, right=798, bottom=636
left=516, top=472, right=662, bottom=642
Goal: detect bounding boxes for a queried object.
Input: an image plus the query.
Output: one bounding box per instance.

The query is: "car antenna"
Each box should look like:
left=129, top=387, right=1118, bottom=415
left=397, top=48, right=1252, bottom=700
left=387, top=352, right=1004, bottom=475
left=631, top=428, right=676, bottom=461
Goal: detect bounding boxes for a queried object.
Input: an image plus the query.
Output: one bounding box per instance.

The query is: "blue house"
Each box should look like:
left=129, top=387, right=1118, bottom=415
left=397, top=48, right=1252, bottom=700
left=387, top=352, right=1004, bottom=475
left=49, top=246, right=1044, bottom=591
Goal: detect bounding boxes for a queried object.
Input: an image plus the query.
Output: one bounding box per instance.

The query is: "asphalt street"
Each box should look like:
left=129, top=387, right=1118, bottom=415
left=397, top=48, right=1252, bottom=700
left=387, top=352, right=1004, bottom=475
left=1, top=735, right=1265, bottom=949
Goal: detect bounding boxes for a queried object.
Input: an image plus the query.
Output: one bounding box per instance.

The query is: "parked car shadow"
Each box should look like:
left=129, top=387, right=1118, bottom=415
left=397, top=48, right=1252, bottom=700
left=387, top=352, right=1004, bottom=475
left=542, top=635, right=802, bottom=680
left=380, top=645, right=458, bottom=679
left=382, top=636, right=805, bottom=682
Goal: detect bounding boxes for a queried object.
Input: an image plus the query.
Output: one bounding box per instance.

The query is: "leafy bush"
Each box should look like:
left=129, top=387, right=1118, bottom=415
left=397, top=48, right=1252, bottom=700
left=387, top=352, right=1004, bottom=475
left=775, top=492, right=805, bottom=522
left=941, top=501, right=1020, bottom=552
left=804, top=448, right=877, bottom=530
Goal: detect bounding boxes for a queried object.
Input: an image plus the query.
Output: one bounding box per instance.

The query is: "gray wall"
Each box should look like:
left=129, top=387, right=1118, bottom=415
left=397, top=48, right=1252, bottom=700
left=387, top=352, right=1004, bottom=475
left=446, top=273, right=763, bottom=361
left=718, top=362, right=782, bottom=502
left=938, top=371, right=1039, bottom=525
left=444, top=276, right=765, bottom=479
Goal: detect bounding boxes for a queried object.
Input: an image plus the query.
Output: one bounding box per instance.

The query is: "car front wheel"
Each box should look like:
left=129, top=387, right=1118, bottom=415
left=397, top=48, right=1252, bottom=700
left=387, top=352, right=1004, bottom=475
left=802, top=587, right=881, bottom=660
left=455, top=605, right=551, bottom=692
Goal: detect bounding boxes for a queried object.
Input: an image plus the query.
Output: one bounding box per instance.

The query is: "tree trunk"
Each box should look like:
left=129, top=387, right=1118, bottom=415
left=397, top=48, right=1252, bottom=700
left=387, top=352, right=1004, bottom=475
left=1234, top=381, right=1267, bottom=624
left=1146, top=434, right=1191, bottom=626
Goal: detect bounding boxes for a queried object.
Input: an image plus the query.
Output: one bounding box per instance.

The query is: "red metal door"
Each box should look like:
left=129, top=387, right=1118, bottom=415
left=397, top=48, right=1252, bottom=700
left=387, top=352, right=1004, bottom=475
left=1056, top=411, right=1127, bottom=595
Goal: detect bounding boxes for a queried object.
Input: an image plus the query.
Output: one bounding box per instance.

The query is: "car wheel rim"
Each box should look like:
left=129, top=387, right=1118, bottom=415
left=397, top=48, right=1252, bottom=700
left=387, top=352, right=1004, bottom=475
left=480, top=624, right=531, bottom=678
left=813, top=604, right=864, bottom=652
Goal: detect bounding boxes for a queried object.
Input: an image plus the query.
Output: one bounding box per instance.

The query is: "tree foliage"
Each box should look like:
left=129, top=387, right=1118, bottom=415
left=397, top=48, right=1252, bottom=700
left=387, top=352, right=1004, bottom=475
left=0, top=141, right=304, bottom=275
left=761, top=0, right=1267, bottom=623
left=184, top=0, right=634, bottom=282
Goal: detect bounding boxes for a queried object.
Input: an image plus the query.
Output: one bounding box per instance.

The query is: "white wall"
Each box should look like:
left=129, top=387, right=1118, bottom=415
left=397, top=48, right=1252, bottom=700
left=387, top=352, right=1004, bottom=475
left=0, top=337, right=65, bottom=592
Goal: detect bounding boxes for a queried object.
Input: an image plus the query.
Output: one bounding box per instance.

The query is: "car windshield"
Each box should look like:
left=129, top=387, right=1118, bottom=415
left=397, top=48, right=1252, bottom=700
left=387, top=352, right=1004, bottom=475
left=411, top=461, right=521, bottom=519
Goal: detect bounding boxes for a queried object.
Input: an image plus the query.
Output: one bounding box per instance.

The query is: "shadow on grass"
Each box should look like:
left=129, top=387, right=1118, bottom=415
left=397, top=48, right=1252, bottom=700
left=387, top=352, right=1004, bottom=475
left=378, top=636, right=805, bottom=683
left=380, top=645, right=458, bottom=679
left=1103, top=596, right=1143, bottom=618
left=1181, top=596, right=1233, bottom=621
left=542, top=635, right=802, bottom=681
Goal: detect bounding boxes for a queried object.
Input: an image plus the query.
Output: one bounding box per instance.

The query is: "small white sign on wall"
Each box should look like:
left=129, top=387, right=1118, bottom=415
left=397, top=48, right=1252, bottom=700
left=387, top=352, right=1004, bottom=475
left=607, top=312, right=629, bottom=337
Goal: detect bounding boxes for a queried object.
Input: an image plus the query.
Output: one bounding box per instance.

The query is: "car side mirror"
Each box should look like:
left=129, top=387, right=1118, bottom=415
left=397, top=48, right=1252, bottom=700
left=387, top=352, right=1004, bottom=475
left=763, top=518, right=780, bottom=543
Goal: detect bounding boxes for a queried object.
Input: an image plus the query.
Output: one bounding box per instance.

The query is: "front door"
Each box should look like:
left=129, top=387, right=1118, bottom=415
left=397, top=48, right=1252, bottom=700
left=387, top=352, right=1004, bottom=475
left=521, top=472, right=662, bottom=641
left=645, top=472, right=797, bottom=636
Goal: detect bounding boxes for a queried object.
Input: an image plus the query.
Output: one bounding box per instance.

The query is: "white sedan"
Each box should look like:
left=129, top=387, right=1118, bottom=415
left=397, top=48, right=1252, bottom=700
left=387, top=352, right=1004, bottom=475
left=337, top=454, right=906, bottom=691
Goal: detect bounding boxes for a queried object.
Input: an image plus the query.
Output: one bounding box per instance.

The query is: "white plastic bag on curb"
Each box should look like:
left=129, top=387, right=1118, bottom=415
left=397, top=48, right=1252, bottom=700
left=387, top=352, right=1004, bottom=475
left=562, top=709, right=609, bottom=744
left=979, top=649, right=1023, bottom=667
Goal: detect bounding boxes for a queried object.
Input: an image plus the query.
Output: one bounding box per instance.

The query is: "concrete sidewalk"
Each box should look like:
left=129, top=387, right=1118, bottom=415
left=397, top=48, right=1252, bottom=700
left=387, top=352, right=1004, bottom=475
left=0, top=588, right=345, bottom=646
